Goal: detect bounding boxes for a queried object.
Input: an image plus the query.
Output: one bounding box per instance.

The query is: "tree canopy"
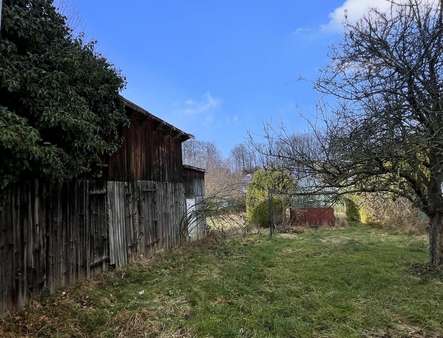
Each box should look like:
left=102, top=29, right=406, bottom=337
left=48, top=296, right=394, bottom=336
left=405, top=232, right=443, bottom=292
left=0, top=0, right=128, bottom=188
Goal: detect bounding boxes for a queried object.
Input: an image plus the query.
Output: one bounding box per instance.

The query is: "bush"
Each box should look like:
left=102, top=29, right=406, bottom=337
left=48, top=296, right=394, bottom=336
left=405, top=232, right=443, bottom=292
left=344, top=198, right=361, bottom=223
left=246, top=169, right=295, bottom=227
left=248, top=198, right=284, bottom=228
left=357, top=194, right=428, bottom=234
left=342, top=194, right=428, bottom=234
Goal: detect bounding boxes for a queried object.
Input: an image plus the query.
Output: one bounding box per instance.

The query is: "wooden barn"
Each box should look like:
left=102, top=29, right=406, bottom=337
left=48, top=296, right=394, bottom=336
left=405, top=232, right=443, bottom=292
left=0, top=97, right=206, bottom=313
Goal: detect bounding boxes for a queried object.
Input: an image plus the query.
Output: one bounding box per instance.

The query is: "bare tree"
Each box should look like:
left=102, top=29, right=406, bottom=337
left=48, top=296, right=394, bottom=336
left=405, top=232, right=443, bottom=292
left=54, top=0, right=83, bottom=34
left=230, top=143, right=258, bottom=174
left=182, top=139, right=247, bottom=236
left=259, top=0, right=443, bottom=265
left=183, top=139, right=243, bottom=197
left=182, top=138, right=205, bottom=169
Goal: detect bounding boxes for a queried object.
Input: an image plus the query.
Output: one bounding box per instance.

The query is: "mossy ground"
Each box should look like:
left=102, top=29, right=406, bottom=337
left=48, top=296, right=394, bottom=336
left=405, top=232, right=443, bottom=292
left=1, top=225, right=442, bottom=337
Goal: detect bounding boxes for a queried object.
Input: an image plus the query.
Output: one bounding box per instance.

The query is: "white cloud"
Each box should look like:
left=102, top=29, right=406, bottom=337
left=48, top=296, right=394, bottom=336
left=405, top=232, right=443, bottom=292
left=181, top=92, right=222, bottom=115
left=322, top=0, right=393, bottom=32
left=322, top=0, right=436, bottom=33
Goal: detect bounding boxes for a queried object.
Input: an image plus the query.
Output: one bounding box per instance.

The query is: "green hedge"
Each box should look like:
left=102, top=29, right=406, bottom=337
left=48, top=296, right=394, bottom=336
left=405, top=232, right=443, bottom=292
left=248, top=198, right=284, bottom=228
left=246, top=169, right=294, bottom=227
left=344, top=198, right=361, bottom=223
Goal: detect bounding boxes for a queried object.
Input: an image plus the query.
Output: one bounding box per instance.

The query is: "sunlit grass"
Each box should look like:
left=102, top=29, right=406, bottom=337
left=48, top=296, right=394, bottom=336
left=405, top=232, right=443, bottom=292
left=1, top=225, right=442, bottom=337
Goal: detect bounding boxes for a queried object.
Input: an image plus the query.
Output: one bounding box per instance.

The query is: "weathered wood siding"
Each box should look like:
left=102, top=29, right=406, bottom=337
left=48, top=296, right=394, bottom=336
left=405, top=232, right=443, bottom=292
left=107, top=108, right=187, bottom=182
left=107, top=182, right=128, bottom=268
left=107, top=180, right=186, bottom=265
left=183, top=166, right=206, bottom=239
left=0, top=179, right=186, bottom=314
left=183, top=166, right=205, bottom=199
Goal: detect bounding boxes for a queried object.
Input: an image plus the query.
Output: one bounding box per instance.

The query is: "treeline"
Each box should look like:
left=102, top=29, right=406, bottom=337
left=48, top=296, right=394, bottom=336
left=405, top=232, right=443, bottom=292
left=183, top=136, right=429, bottom=235
left=182, top=139, right=260, bottom=197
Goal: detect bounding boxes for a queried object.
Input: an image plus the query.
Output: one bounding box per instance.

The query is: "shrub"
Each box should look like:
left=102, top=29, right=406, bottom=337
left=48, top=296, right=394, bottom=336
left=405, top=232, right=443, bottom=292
left=357, top=194, right=428, bottom=234
left=248, top=198, right=284, bottom=228
left=246, top=169, right=295, bottom=226
left=342, top=194, right=428, bottom=234
left=344, top=198, right=361, bottom=223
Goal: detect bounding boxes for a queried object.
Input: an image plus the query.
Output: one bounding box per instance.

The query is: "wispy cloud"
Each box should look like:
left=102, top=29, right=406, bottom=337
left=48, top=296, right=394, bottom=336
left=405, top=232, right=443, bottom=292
left=172, top=92, right=222, bottom=128
left=322, top=0, right=436, bottom=33
left=322, top=0, right=393, bottom=33
left=181, top=92, right=222, bottom=116
left=292, top=0, right=389, bottom=37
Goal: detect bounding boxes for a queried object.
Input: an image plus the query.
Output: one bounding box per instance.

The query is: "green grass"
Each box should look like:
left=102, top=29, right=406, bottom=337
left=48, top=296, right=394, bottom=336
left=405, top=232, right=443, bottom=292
left=2, top=225, right=443, bottom=337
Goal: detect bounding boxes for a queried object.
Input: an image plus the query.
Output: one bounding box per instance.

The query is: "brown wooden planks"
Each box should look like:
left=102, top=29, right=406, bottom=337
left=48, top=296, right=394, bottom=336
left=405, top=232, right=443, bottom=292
left=0, top=179, right=190, bottom=314
left=106, top=109, right=186, bottom=183
left=107, top=181, right=128, bottom=268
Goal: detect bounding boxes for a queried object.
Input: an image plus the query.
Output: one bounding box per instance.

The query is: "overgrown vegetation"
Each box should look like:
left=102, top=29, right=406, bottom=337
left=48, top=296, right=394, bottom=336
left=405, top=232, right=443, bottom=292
left=1, top=226, right=442, bottom=337
left=340, top=194, right=429, bottom=235
left=357, top=194, right=429, bottom=234
left=344, top=197, right=361, bottom=223
left=248, top=198, right=284, bottom=228
left=246, top=169, right=294, bottom=227
left=0, top=0, right=127, bottom=188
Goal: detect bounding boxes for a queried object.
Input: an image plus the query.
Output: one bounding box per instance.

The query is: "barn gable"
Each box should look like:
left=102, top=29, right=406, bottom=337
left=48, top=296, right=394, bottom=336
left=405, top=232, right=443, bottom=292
left=107, top=97, right=192, bottom=182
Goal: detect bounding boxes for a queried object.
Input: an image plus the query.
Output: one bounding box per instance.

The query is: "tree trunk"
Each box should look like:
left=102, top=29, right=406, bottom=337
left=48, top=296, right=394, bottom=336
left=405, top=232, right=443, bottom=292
left=429, top=212, right=443, bottom=266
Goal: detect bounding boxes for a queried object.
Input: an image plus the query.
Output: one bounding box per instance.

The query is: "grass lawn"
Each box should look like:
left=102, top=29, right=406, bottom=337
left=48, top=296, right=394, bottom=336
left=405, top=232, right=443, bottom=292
left=1, top=225, right=442, bottom=337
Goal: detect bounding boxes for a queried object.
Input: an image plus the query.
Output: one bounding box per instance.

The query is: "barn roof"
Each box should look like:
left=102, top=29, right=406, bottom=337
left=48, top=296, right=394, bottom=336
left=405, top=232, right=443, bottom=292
left=121, top=96, right=193, bottom=141
left=183, top=164, right=206, bottom=173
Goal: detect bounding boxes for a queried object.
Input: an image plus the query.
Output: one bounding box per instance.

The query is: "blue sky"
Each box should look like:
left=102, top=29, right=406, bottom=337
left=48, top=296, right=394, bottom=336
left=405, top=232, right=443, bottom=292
left=56, top=0, right=377, bottom=156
